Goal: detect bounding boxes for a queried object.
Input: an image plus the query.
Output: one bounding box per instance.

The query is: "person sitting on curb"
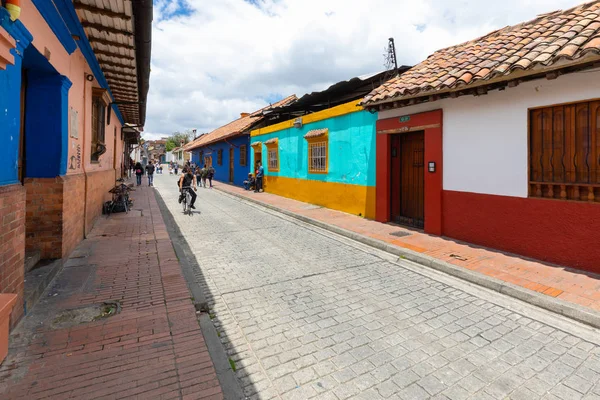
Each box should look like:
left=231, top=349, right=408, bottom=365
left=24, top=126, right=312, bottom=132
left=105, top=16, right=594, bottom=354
left=243, top=173, right=255, bottom=191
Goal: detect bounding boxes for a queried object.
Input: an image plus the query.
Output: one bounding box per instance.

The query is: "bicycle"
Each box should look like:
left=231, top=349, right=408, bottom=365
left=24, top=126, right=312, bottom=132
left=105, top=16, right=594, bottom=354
left=104, top=180, right=135, bottom=216
left=181, top=186, right=194, bottom=215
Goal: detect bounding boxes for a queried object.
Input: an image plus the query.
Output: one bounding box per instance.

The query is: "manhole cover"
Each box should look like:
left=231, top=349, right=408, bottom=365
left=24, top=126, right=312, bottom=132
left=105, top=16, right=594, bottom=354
left=390, top=230, right=411, bottom=238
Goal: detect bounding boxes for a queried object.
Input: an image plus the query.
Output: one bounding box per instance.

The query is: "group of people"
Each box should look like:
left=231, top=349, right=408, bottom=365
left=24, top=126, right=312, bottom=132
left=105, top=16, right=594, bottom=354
left=130, top=157, right=264, bottom=212
left=177, top=163, right=216, bottom=209
left=243, top=161, right=264, bottom=192
left=133, top=160, right=156, bottom=186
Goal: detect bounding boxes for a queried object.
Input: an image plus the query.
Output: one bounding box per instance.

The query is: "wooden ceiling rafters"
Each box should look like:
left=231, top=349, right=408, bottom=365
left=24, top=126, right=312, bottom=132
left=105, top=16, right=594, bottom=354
left=76, top=0, right=142, bottom=125
left=93, top=48, right=134, bottom=60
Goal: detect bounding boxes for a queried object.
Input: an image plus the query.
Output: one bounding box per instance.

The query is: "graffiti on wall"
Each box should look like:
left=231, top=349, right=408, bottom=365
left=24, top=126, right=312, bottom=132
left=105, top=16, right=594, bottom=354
left=69, top=144, right=82, bottom=170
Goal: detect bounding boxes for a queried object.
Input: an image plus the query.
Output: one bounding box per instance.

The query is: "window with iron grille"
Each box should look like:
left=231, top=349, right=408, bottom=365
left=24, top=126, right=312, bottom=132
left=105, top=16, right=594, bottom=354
left=268, top=148, right=278, bottom=171
left=308, top=141, right=327, bottom=173
left=217, top=149, right=223, bottom=166
left=90, top=94, right=107, bottom=163
left=529, top=100, right=600, bottom=202
left=240, top=145, right=247, bottom=167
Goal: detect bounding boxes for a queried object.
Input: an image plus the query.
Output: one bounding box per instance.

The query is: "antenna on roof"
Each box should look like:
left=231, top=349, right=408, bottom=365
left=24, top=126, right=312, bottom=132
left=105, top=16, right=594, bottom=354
left=383, top=38, right=399, bottom=82
left=384, top=38, right=398, bottom=72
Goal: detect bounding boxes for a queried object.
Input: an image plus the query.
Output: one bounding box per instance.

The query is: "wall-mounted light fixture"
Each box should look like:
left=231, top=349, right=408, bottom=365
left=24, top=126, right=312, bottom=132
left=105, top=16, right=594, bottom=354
left=85, top=73, right=94, bottom=82
left=428, top=161, right=436, bottom=173
left=293, top=117, right=303, bottom=129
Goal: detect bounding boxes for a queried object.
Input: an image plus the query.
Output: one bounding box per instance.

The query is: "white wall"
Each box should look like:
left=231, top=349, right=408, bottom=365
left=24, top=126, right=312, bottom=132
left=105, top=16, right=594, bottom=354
left=379, top=69, right=600, bottom=198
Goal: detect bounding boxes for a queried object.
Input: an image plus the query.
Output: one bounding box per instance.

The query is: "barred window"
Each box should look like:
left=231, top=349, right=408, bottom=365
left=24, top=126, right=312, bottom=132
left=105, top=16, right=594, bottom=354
left=240, top=145, right=247, bottom=167
left=268, top=149, right=278, bottom=171
left=308, top=141, right=327, bottom=173
left=90, top=91, right=107, bottom=163
left=217, top=149, right=223, bottom=166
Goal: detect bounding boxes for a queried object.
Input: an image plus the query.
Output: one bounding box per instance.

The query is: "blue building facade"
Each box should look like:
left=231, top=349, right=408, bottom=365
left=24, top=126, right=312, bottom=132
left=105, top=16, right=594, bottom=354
left=191, top=135, right=251, bottom=187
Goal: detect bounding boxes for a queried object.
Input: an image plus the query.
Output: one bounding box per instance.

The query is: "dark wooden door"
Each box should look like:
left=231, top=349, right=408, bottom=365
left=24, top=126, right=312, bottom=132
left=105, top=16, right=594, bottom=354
left=390, top=131, right=425, bottom=228
left=229, top=147, right=234, bottom=183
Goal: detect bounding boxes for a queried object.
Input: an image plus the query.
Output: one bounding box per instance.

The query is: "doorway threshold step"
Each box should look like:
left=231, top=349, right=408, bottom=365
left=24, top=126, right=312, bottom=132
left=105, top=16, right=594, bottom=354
left=24, top=250, right=41, bottom=274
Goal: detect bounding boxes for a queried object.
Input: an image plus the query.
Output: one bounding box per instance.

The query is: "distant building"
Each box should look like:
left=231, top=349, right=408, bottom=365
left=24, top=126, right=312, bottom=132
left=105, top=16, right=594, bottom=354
left=185, top=95, right=297, bottom=186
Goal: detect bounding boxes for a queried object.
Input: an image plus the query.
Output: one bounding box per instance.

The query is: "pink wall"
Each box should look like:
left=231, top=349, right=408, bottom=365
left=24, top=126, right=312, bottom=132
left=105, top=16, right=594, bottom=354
left=19, top=0, right=123, bottom=178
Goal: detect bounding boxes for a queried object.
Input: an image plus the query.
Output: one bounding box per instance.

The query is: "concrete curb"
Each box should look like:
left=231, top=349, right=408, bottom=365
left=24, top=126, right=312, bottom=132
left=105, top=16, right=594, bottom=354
left=216, top=186, right=600, bottom=330
left=153, top=189, right=245, bottom=400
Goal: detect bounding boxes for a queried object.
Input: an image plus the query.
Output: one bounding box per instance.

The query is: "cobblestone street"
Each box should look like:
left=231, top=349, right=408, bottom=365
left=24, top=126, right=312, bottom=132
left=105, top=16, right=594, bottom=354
left=155, top=175, right=600, bottom=400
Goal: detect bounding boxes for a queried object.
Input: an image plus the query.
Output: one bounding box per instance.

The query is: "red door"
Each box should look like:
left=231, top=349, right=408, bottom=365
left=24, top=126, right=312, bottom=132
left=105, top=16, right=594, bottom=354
left=390, top=131, right=425, bottom=228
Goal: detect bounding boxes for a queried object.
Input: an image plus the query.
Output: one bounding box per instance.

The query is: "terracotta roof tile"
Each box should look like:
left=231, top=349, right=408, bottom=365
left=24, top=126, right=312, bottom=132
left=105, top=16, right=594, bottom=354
left=185, top=95, right=296, bottom=151
left=362, top=1, right=600, bottom=105
left=303, top=128, right=328, bottom=139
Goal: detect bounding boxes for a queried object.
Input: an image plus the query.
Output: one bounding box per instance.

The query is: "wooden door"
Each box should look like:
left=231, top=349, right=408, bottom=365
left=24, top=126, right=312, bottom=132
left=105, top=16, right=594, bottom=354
left=254, top=151, right=262, bottom=173
left=229, top=147, right=234, bottom=183
left=390, top=131, right=425, bottom=228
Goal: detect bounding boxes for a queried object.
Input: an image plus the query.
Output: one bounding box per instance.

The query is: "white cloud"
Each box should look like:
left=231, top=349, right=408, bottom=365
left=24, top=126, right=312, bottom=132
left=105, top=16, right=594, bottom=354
left=142, top=0, right=585, bottom=140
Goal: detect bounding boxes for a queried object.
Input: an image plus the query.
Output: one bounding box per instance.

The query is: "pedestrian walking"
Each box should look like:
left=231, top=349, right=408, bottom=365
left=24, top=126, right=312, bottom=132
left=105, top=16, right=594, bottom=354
left=254, top=161, right=264, bottom=193
left=174, top=163, right=179, bottom=175
left=208, top=165, right=215, bottom=188
left=135, top=162, right=143, bottom=186
left=195, top=166, right=202, bottom=188
left=201, top=164, right=208, bottom=188
left=145, top=160, right=155, bottom=186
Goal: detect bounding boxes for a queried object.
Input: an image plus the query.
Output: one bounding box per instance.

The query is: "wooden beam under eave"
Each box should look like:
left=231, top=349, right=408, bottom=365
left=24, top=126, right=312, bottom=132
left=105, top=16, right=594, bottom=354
left=93, top=48, right=135, bottom=60
left=74, top=1, right=132, bottom=20
left=82, top=21, right=133, bottom=36
left=107, top=81, right=138, bottom=90
left=104, top=73, right=137, bottom=83
left=88, top=37, right=134, bottom=49
left=99, top=59, right=136, bottom=70
left=101, top=66, right=137, bottom=76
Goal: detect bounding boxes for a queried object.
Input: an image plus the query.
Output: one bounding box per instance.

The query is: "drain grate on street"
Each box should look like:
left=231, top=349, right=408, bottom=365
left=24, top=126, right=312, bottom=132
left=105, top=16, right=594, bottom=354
left=390, top=230, right=411, bottom=238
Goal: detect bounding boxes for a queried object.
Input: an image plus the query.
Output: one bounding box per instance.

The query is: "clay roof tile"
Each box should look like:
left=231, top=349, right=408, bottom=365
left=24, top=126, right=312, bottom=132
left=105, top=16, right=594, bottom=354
left=362, top=0, right=600, bottom=106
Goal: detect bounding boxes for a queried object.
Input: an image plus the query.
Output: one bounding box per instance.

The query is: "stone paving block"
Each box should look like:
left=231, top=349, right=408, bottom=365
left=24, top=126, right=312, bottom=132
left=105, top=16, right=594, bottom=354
left=151, top=178, right=600, bottom=400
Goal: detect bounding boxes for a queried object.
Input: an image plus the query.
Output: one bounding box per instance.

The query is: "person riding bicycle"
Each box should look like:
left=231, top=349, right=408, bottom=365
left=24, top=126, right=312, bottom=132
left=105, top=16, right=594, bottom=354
left=178, top=166, right=197, bottom=209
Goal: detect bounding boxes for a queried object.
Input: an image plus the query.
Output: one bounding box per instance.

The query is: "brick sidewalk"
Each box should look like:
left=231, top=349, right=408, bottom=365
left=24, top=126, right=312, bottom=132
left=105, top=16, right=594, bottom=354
left=0, top=185, right=223, bottom=400
left=214, top=182, right=600, bottom=314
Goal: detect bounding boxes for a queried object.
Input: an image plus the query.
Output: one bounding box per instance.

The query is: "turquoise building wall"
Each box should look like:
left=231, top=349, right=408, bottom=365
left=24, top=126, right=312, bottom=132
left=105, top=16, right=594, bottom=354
left=251, top=110, right=377, bottom=186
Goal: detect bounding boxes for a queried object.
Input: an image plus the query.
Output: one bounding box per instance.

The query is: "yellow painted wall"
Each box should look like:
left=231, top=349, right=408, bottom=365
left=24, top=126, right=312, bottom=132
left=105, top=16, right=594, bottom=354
left=264, top=176, right=376, bottom=219
left=252, top=100, right=364, bottom=137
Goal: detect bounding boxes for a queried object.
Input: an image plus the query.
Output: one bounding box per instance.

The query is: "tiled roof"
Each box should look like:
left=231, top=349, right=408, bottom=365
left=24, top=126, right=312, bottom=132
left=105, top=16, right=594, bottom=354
left=304, top=128, right=328, bottom=139
left=264, top=138, right=278, bottom=145
left=363, top=1, right=600, bottom=105
left=186, top=95, right=297, bottom=151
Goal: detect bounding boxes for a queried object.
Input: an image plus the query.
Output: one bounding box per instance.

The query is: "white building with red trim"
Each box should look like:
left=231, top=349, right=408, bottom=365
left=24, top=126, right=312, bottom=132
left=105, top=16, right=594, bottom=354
left=362, top=1, right=600, bottom=272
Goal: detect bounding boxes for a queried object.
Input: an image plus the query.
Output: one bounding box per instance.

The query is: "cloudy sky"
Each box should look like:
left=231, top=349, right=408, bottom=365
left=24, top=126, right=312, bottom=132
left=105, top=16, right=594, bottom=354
left=142, top=0, right=585, bottom=140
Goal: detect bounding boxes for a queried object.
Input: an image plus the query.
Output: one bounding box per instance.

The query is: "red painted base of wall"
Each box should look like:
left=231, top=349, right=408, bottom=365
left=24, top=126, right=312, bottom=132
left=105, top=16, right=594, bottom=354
left=443, top=190, right=600, bottom=273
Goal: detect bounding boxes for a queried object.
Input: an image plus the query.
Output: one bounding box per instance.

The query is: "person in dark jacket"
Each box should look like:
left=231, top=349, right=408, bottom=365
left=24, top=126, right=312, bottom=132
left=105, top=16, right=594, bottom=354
left=134, top=162, right=143, bottom=186
left=145, top=161, right=155, bottom=186
left=254, top=162, right=264, bottom=193
left=207, top=165, right=215, bottom=188
left=178, top=166, right=197, bottom=209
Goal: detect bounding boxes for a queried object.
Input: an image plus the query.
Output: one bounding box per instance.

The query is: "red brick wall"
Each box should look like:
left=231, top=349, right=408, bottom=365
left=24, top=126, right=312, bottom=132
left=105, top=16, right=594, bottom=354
left=62, top=174, right=85, bottom=258
left=84, top=169, right=115, bottom=236
left=0, top=184, right=26, bottom=327
left=24, top=178, right=64, bottom=259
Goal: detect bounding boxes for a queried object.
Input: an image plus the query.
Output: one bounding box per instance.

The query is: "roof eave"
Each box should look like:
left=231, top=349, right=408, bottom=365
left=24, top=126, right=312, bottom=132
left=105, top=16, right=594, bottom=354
left=364, top=55, right=600, bottom=108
